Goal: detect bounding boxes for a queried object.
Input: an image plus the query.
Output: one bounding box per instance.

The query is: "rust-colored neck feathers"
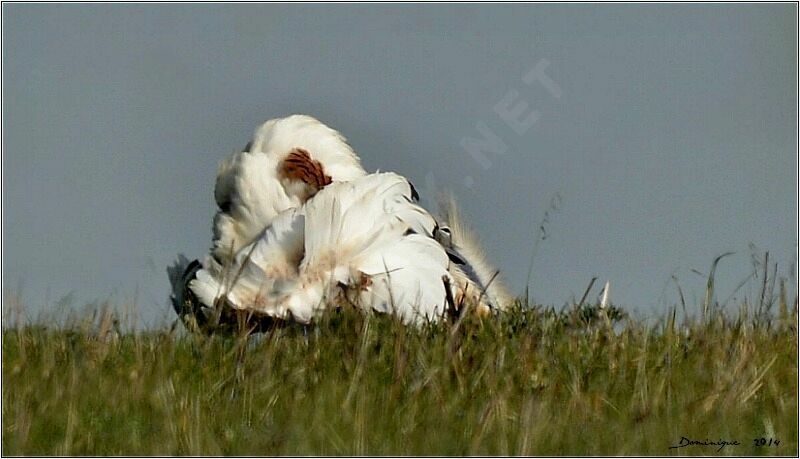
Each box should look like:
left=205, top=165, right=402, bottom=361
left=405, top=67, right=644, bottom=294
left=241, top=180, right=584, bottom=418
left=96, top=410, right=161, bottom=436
left=279, top=148, right=333, bottom=191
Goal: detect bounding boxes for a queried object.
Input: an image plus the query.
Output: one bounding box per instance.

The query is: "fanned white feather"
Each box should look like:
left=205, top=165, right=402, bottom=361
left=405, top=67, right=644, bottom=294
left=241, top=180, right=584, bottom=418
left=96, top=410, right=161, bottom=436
left=190, top=208, right=305, bottom=319
left=279, top=173, right=451, bottom=324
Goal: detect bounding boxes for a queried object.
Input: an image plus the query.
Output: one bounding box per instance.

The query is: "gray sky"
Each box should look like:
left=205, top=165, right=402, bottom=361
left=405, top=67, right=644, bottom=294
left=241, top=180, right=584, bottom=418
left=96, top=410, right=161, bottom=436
left=3, top=4, right=797, bottom=326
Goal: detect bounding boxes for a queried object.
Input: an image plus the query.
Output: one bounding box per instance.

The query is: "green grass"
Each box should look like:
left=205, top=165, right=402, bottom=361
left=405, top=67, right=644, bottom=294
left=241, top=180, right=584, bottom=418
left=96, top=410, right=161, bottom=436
left=2, top=301, right=797, bottom=455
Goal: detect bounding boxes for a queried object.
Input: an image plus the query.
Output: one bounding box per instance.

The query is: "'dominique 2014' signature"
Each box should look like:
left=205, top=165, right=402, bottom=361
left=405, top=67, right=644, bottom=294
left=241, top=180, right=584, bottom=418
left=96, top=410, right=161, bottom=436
left=668, top=436, right=781, bottom=452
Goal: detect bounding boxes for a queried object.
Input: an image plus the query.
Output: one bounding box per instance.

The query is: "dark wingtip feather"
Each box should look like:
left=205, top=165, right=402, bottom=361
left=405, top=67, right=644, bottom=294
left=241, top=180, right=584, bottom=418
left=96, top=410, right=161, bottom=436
left=408, top=181, right=420, bottom=202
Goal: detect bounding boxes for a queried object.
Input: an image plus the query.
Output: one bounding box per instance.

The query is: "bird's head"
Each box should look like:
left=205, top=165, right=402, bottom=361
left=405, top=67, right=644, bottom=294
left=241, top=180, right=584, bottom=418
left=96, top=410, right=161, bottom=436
left=248, top=114, right=367, bottom=183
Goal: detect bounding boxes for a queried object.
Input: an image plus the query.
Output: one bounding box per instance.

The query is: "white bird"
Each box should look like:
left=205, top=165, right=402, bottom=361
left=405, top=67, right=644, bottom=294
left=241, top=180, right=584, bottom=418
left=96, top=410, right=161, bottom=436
left=170, top=115, right=512, bottom=327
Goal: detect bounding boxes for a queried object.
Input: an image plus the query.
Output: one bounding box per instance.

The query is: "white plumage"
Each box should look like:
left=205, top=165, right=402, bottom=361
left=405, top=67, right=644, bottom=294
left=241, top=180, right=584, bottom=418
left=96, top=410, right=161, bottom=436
left=211, top=115, right=365, bottom=265
left=190, top=173, right=452, bottom=324
left=170, top=115, right=511, bottom=327
left=190, top=207, right=306, bottom=319
left=286, top=172, right=452, bottom=323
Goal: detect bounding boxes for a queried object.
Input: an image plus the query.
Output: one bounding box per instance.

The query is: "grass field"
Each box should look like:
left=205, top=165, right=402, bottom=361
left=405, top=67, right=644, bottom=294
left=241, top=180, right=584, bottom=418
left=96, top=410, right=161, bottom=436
left=3, top=295, right=797, bottom=456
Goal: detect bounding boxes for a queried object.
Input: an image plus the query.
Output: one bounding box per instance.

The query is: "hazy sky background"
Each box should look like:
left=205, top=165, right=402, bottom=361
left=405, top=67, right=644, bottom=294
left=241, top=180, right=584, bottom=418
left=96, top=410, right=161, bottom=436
left=3, top=4, right=797, bottom=326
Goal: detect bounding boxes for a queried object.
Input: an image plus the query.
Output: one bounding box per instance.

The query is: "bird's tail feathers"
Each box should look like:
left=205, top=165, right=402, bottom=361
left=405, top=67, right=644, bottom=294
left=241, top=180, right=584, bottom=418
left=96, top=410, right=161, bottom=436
left=436, top=194, right=513, bottom=310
